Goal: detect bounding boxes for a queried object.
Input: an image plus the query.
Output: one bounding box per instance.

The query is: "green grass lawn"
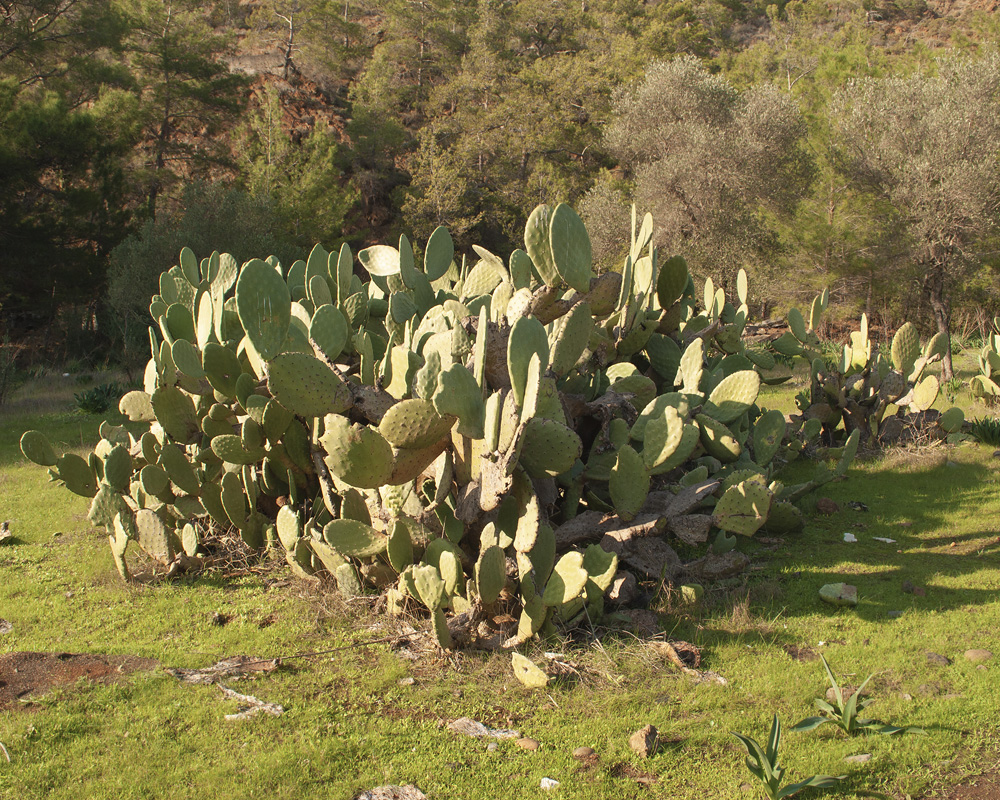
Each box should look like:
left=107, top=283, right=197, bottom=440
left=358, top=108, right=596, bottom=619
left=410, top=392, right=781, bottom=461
left=1, top=363, right=999, bottom=800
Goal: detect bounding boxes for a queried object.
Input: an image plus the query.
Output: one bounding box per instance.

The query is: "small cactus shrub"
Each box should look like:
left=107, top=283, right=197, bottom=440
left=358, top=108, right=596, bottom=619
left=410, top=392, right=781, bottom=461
left=22, top=205, right=865, bottom=649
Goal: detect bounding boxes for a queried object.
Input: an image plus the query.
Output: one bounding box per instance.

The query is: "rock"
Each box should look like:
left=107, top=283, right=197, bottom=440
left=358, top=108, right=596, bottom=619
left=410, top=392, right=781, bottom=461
left=486, top=742, right=497, bottom=752
left=684, top=550, right=750, bottom=582
left=0, top=620, right=12, bottom=634
left=573, top=746, right=596, bottom=759
left=887, top=610, right=903, bottom=618
left=622, top=609, right=661, bottom=637
left=926, top=652, right=951, bottom=667
left=845, top=754, right=872, bottom=764
left=819, top=583, right=858, bottom=606
left=516, top=737, right=539, bottom=751
left=816, top=498, right=840, bottom=515
left=355, top=786, right=427, bottom=800
left=540, top=778, right=560, bottom=790
left=608, top=571, right=639, bottom=606
left=965, top=649, right=993, bottom=663
left=615, top=537, right=682, bottom=581
left=447, top=717, right=520, bottom=739
left=398, top=677, right=415, bottom=686
left=628, top=724, right=658, bottom=758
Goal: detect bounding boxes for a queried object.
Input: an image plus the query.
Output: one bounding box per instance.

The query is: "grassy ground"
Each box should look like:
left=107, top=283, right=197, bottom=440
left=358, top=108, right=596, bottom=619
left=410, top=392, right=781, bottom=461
left=1, top=356, right=999, bottom=800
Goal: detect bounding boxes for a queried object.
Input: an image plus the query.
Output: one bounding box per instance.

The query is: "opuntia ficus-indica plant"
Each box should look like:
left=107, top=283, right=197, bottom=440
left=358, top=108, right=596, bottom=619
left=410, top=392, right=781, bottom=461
left=22, top=204, right=862, bottom=651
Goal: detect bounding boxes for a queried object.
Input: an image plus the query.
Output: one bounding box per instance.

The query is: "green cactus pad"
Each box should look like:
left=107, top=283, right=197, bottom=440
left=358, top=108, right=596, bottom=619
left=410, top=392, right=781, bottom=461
left=542, top=551, right=588, bottom=607
left=656, top=255, right=689, bottom=309
left=891, top=322, right=920, bottom=376
left=678, top=338, right=704, bottom=393
left=386, top=519, right=414, bottom=573
left=788, top=307, right=808, bottom=343
left=309, top=304, right=349, bottom=362
left=939, top=406, right=965, bottom=433
left=109, top=515, right=131, bottom=581
left=548, top=302, right=593, bottom=377
left=507, top=316, right=550, bottom=410
left=389, top=438, right=451, bottom=485
left=761, top=501, right=803, bottom=533
left=55, top=453, right=98, bottom=497
left=524, top=204, right=560, bottom=287
left=834, top=429, right=860, bottom=477
left=335, top=563, right=363, bottom=597
left=118, top=391, right=156, bottom=423
left=476, top=545, right=507, bottom=605
left=519, top=419, right=582, bottom=478
left=158, top=444, right=200, bottom=495
left=135, top=508, right=174, bottom=565
left=201, top=343, right=242, bottom=399
left=211, top=434, right=265, bottom=465
left=511, top=652, right=550, bottom=688
left=275, top=506, right=301, bottom=551
left=323, top=519, right=388, bottom=558
left=645, top=334, right=682, bottom=382
left=139, top=464, right=171, bottom=500
left=752, top=410, right=786, bottom=466
left=267, top=353, right=352, bottom=418
left=432, top=364, right=485, bottom=440
left=548, top=203, right=593, bottom=292
left=713, top=480, right=773, bottom=536
left=102, top=445, right=133, bottom=493
left=235, top=259, right=291, bottom=362
left=911, top=374, right=940, bottom=412
left=151, top=386, right=200, bottom=443
left=423, top=225, right=455, bottom=281
left=696, top=414, right=741, bottom=463
left=642, top=407, right=684, bottom=471
left=703, top=371, right=761, bottom=423
left=20, top=430, right=57, bottom=467
left=358, top=244, right=400, bottom=277
left=88, top=482, right=131, bottom=530
left=220, top=471, right=247, bottom=529
left=378, top=399, right=456, bottom=450
left=320, top=414, right=395, bottom=489
left=582, top=544, right=618, bottom=593
left=609, top=444, right=649, bottom=522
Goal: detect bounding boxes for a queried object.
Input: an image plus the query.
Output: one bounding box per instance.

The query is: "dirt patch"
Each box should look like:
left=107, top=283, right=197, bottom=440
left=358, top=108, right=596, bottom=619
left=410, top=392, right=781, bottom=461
left=923, top=768, right=1000, bottom=800
left=0, top=652, right=158, bottom=711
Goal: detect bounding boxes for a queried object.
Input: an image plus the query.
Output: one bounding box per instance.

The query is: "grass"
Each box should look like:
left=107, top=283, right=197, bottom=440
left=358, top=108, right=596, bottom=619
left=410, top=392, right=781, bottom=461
left=1, top=365, right=999, bottom=799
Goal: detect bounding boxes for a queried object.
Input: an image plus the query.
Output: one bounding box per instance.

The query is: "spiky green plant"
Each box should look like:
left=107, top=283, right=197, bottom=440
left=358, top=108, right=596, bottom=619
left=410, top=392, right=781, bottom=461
left=969, top=416, right=1000, bottom=446
left=731, top=715, right=845, bottom=800
left=790, top=655, right=924, bottom=736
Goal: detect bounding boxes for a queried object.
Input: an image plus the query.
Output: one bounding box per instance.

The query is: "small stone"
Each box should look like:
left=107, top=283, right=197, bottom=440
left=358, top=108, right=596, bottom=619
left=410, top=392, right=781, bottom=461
left=977, top=665, right=988, bottom=671
left=516, top=737, right=539, bottom=751
left=845, top=753, right=872, bottom=764
left=52, top=532, right=62, bottom=538
left=901, top=693, right=913, bottom=701
left=898, top=520, right=913, bottom=528
left=398, top=677, right=415, bottom=686
left=819, top=582, right=858, bottom=607
left=540, top=778, right=559, bottom=791
left=887, top=610, right=903, bottom=618
left=816, top=498, right=840, bottom=515
left=0, top=619, right=12, bottom=634
left=993, top=449, right=1000, bottom=458
left=965, top=649, right=993, bottom=663
left=901, top=581, right=915, bottom=594
left=486, top=742, right=497, bottom=752
left=628, top=724, right=658, bottom=758
left=354, top=786, right=427, bottom=800
left=572, top=746, right=595, bottom=759
left=926, top=652, right=951, bottom=667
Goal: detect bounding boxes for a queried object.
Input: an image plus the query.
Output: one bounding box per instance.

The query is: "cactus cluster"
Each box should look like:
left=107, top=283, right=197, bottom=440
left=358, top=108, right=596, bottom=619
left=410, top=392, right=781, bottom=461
left=777, top=295, right=964, bottom=446
left=21, top=205, right=861, bottom=649
left=971, top=317, right=1000, bottom=403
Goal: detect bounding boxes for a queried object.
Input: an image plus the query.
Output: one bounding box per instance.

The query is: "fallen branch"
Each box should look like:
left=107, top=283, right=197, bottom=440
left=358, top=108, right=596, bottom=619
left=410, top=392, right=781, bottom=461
left=218, top=684, right=285, bottom=720
left=0, top=740, right=10, bottom=762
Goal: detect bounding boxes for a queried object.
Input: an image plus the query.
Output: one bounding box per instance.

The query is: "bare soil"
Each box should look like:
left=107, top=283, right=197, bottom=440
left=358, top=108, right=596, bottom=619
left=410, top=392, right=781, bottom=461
left=0, top=651, right=158, bottom=711
left=924, top=770, right=1000, bottom=800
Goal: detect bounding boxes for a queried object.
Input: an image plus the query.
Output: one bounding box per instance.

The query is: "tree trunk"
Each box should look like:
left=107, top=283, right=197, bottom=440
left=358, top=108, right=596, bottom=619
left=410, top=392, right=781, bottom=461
left=923, top=262, right=954, bottom=380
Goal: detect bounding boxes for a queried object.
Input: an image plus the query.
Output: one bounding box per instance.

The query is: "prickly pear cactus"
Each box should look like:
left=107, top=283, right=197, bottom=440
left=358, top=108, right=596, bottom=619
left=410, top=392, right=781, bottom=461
left=20, top=204, right=863, bottom=654
left=774, top=293, right=964, bottom=447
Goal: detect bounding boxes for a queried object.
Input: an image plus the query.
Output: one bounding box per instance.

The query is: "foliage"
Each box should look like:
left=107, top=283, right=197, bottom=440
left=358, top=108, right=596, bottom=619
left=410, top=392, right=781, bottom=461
left=790, top=655, right=924, bottom=736
left=731, top=715, right=845, bottom=800
left=968, top=416, right=1000, bottom=447
left=21, top=204, right=863, bottom=654
left=599, top=56, right=814, bottom=283
left=832, top=49, right=1000, bottom=379
left=74, top=383, right=125, bottom=415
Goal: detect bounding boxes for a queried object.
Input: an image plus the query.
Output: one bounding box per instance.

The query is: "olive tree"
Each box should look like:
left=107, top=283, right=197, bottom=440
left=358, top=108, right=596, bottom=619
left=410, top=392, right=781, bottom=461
left=594, top=56, right=813, bottom=287
left=833, top=51, right=1000, bottom=379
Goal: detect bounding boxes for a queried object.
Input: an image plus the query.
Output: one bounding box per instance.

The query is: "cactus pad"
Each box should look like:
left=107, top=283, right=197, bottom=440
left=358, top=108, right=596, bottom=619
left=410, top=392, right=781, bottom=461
left=267, top=353, right=352, bottom=418
left=378, top=399, right=455, bottom=450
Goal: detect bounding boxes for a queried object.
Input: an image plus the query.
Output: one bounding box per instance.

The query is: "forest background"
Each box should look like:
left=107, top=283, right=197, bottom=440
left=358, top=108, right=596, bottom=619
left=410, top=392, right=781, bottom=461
left=4, top=0, right=1000, bottom=374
